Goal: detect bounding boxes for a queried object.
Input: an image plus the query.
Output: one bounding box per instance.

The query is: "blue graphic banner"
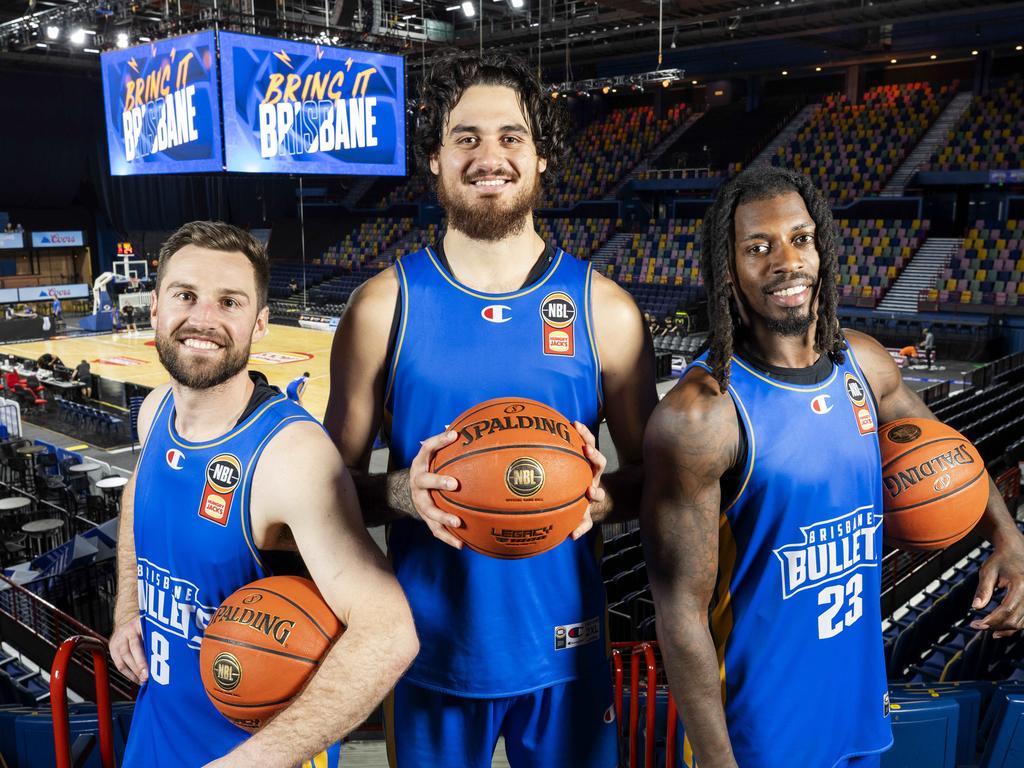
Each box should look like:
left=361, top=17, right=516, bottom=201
left=100, top=31, right=223, bottom=175
left=219, top=32, right=405, bottom=175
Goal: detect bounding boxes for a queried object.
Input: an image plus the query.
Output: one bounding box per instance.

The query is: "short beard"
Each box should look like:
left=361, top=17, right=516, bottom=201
left=155, top=330, right=250, bottom=390
left=437, top=171, right=542, bottom=242
left=763, top=307, right=816, bottom=337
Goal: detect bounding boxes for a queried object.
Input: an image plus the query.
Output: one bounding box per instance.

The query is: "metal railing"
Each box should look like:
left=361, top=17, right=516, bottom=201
left=51, top=636, right=115, bottom=768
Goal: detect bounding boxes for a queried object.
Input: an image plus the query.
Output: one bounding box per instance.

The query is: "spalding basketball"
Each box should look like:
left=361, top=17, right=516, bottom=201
left=199, top=576, right=343, bottom=731
left=429, top=397, right=593, bottom=559
left=879, top=418, right=989, bottom=550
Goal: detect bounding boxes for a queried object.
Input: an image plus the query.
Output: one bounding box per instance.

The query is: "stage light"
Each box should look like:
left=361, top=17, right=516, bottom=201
left=70, top=29, right=86, bottom=45
left=45, top=25, right=58, bottom=40
left=461, top=1, right=476, bottom=17
left=116, top=32, right=129, bottom=48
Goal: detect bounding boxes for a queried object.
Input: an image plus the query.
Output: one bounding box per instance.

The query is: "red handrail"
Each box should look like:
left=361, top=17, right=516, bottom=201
left=51, top=636, right=115, bottom=768
left=641, top=643, right=658, bottom=768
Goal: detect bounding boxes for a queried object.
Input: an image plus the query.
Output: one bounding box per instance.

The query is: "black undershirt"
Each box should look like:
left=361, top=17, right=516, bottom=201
left=236, top=371, right=282, bottom=425
left=382, top=239, right=556, bottom=376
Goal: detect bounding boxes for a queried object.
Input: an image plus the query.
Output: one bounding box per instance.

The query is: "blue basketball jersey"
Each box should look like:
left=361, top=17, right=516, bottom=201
left=676, top=348, right=892, bottom=768
left=384, top=245, right=606, bottom=697
left=123, top=387, right=337, bottom=767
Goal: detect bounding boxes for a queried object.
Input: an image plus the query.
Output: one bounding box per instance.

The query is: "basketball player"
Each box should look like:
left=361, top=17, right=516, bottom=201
left=324, top=54, right=657, bottom=766
left=108, top=222, right=418, bottom=768
left=642, top=166, right=1024, bottom=768
left=286, top=371, right=310, bottom=405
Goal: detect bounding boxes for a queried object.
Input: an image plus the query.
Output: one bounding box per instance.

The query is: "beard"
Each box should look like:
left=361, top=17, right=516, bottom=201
left=155, top=327, right=250, bottom=390
left=436, top=168, right=543, bottom=241
left=763, top=306, right=816, bottom=336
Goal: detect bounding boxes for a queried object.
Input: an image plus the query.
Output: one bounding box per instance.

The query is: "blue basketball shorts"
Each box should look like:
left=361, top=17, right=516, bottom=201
left=385, top=666, right=618, bottom=768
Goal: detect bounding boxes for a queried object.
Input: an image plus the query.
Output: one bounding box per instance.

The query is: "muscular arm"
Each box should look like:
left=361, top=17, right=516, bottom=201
left=641, top=371, right=741, bottom=768
left=110, top=383, right=171, bottom=684
left=323, top=269, right=414, bottom=525
left=848, top=330, right=1024, bottom=636
left=218, top=422, right=418, bottom=767
left=590, top=273, right=658, bottom=523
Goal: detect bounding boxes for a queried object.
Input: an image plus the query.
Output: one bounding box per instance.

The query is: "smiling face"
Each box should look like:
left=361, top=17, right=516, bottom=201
left=152, top=245, right=268, bottom=390
left=731, top=190, right=821, bottom=338
left=429, top=84, right=547, bottom=241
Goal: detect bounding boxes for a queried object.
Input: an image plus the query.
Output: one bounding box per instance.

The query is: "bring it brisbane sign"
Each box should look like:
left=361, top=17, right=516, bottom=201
left=100, top=30, right=405, bottom=178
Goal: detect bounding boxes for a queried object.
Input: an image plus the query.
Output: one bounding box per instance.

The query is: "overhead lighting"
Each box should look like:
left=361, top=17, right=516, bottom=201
left=45, top=25, right=58, bottom=40
left=930, top=54, right=937, bottom=60
left=781, top=70, right=788, bottom=76
left=138, top=36, right=151, bottom=42
left=691, top=80, right=697, bottom=85
left=662, top=79, right=670, bottom=87
left=550, top=90, right=558, bottom=98
left=510, top=0, right=525, bottom=7
left=402, top=13, right=415, bottom=19
left=35, top=42, right=47, bottom=48
left=70, top=28, right=86, bottom=45
left=602, top=85, right=610, bottom=94
left=461, top=1, right=476, bottom=16
left=1017, top=44, right=1023, bottom=51
left=611, top=88, right=617, bottom=93
left=445, top=4, right=460, bottom=10
left=815, top=66, right=822, bottom=72
left=971, top=50, right=979, bottom=55
left=83, top=47, right=100, bottom=53
left=890, top=58, right=897, bottom=64
left=116, top=32, right=129, bottom=48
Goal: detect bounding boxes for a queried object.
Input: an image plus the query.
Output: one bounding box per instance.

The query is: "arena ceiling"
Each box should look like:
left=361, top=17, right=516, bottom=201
left=0, top=0, right=1022, bottom=82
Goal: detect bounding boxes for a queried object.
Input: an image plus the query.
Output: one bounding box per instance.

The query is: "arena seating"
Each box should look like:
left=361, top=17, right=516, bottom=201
left=314, top=217, right=417, bottom=271
left=926, top=76, right=1024, bottom=171
left=549, top=104, right=689, bottom=208
left=267, top=264, right=338, bottom=299
left=923, top=220, right=1024, bottom=308
left=837, top=218, right=929, bottom=306
left=536, top=217, right=615, bottom=258
left=772, top=82, right=954, bottom=204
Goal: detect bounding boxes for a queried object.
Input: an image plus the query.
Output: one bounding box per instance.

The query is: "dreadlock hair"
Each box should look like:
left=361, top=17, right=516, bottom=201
left=700, top=165, right=845, bottom=393
left=412, top=51, right=569, bottom=192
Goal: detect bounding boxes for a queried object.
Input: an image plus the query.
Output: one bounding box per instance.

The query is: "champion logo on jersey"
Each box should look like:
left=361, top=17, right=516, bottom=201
left=810, top=394, right=832, bottom=415
left=481, top=304, right=512, bottom=323
left=165, top=449, right=185, bottom=470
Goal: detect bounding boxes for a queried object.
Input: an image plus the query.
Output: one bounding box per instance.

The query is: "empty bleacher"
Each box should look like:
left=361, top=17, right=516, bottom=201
left=837, top=218, right=929, bottom=307
left=922, top=220, right=1024, bottom=308
left=926, top=76, right=1024, bottom=172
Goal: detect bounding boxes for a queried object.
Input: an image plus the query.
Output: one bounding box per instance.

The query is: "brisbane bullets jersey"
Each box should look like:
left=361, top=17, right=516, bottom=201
left=124, top=387, right=329, bottom=767
left=384, top=244, right=606, bottom=696
left=676, top=348, right=893, bottom=768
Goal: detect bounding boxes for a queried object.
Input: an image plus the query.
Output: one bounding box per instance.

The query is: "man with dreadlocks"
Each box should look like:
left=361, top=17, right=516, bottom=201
left=642, top=166, right=1024, bottom=768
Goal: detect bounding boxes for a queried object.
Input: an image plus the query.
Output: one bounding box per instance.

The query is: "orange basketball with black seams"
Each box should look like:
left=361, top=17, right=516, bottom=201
left=429, top=397, right=593, bottom=559
left=879, top=417, right=989, bottom=551
left=199, top=576, right=343, bottom=731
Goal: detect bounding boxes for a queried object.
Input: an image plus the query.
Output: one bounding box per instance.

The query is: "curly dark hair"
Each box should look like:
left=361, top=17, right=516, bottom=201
left=413, top=51, right=569, bottom=189
left=700, top=166, right=844, bottom=393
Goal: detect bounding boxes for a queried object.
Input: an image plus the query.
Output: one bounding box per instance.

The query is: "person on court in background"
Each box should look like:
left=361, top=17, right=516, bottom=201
left=286, top=371, right=310, bottom=405
left=642, top=166, right=1024, bottom=768
left=73, top=359, right=92, bottom=399
left=109, top=221, right=417, bottom=768
left=922, top=324, right=936, bottom=369
left=122, top=302, right=137, bottom=334
left=324, top=53, right=657, bottom=767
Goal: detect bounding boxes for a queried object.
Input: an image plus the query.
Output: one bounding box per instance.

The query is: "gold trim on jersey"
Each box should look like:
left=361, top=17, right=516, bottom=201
left=133, top=388, right=174, bottom=512
left=384, top=259, right=411, bottom=409
left=164, top=394, right=291, bottom=450
left=583, top=262, right=604, bottom=409
left=384, top=690, right=399, bottom=767
left=730, top=354, right=838, bottom=392
left=423, top=244, right=564, bottom=300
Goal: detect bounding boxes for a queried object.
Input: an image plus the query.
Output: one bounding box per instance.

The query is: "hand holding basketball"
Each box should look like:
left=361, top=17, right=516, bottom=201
left=570, top=420, right=607, bottom=541
left=406, top=429, right=464, bottom=549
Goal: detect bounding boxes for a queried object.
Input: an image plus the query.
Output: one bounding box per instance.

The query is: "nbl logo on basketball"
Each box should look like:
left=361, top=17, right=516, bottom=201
left=505, top=457, right=545, bottom=497
left=212, top=652, right=242, bottom=691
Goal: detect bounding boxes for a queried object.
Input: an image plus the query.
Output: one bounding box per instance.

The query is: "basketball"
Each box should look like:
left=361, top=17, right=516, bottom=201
left=429, top=397, right=593, bottom=559
left=879, top=418, right=989, bottom=550
left=199, top=576, right=343, bottom=731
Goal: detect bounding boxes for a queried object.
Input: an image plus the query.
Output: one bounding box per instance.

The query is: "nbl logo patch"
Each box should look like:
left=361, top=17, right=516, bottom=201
left=844, top=373, right=876, bottom=435
left=198, top=453, right=241, bottom=526
left=540, top=291, right=576, bottom=357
